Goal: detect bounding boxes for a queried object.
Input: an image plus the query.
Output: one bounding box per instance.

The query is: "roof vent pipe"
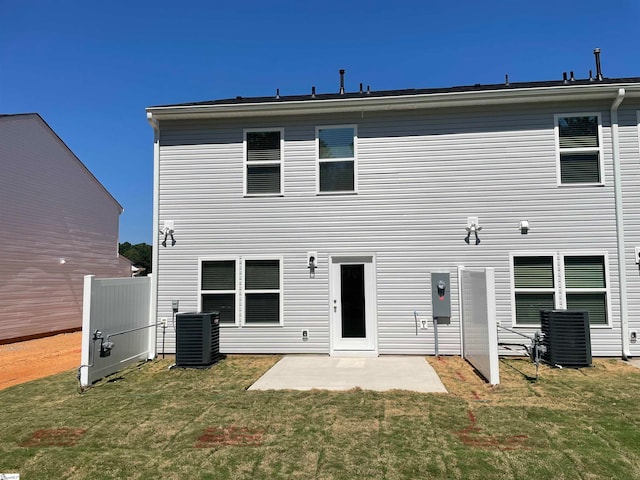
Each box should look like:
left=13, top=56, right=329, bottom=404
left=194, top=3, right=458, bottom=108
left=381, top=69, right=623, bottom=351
left=594, top=48, right=603, bottom=81
left=339, top=69, right=345, bottom=95
left=366, top=85, right=371, bottom=94
left=311, top=86, right=316, bottom=98
left=570, top=71, right=575, bottom=82
left=589, top=69, right=593, bottom=82
left=276, top=88, right=280, bottom=99
left=505, top=74, right=509, bottom=86
left=563, top=72, right=568, bottom=85
left=359, top=82, right=363, bottom=94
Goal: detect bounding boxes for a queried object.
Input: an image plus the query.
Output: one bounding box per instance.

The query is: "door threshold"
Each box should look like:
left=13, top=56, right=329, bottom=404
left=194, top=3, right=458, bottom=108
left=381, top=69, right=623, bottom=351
left=330, top=351, right=379, bottom=358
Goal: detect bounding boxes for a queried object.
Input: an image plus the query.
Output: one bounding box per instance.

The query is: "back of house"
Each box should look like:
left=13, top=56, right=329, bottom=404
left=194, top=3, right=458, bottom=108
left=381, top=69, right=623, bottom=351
left=148, top=56, right=640, bottom=359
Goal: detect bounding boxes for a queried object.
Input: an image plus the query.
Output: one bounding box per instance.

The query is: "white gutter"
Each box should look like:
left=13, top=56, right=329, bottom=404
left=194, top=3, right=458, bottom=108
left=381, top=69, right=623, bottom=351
left=146, top=82, right=640, bottom=121
left=610, top=88, right=631, bottom=360
left=147, top=112, right=160, bottom=355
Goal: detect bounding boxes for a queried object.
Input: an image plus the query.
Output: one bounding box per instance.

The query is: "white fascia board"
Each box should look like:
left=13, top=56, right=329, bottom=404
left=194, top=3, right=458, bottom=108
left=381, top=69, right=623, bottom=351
left=146, top=83, right=640, bottom=121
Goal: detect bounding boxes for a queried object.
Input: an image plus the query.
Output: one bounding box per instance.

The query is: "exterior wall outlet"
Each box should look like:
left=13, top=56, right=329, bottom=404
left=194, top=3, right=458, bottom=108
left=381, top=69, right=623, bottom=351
left=631, top=330, right=637, bottom=343
left=301, top=329, right=309, bottom=341
left=160, top=317, right=167, bottom=327
left=635, top=247, right=640, bottom=265
left=420, top=319, right=428, bottom=330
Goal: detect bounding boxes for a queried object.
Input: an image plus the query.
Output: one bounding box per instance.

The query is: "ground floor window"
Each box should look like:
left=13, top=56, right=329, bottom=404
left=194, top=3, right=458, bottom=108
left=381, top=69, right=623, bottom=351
left=511, top=252, right=609, bottom=327
left=244, top=259, right=282, bottom=325
left=200, top=259, right=238, bottom=325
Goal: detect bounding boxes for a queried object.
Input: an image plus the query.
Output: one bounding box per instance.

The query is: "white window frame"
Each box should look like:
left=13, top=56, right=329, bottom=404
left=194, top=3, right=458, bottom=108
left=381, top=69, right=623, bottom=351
left=558, top=251, right=611, bottom=328
left=554, top=113, right=604, bottom=186
left=242, top=256, right=284, bottom=327
left=198, top=257, right=240, bottom=327
left=243, top=128, right=284, bottom=197
left=316, top=124, right=358, bottom=194
left=510, top=252, right=560, bottom=327
left=510, top=251, right=611, bottom=328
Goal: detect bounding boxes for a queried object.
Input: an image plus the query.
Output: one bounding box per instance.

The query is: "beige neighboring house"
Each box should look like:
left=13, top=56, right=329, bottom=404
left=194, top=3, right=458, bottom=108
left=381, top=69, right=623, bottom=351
left=0, top=113, right=131, bottom=343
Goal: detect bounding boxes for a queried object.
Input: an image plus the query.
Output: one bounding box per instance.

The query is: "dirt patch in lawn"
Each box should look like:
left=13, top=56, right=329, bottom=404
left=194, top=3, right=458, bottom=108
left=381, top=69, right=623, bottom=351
left=0, top=332, right=81, bottom=390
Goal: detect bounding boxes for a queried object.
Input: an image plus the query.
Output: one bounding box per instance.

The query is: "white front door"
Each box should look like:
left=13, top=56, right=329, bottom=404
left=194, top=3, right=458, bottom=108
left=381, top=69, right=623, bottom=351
left=330, top=256, right=377, bottom=354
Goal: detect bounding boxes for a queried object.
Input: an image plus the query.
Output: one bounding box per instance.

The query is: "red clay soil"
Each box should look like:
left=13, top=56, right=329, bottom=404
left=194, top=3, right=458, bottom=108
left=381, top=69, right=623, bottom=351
left=0, top=331, right=82, bottom=390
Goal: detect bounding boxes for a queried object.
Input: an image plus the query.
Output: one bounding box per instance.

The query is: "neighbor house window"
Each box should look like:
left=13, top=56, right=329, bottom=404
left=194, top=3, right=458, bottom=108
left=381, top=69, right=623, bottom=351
left=511, top=253, right=610, bottom=327
left=200, top=259, right=238, bottom=325
left=244, top=259, right=282, bottom=324
left=555, top=114, right=603, bottom=185
left=513, top=256, right=556, bottom=325
left=244, top=129, right=283, bottom=195
left=317, top=125, right=356, bottom=193
left=562, top=255, right=608, bottom=325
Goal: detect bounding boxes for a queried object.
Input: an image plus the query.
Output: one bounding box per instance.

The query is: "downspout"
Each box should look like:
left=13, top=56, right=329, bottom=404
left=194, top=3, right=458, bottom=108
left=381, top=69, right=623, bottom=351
left=610, top=88, right=631, bottom=359
left=147, top=112, right=161, bottom=355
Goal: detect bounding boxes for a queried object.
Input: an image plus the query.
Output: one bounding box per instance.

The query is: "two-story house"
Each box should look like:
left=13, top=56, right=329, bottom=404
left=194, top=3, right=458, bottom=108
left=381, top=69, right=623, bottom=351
left=147, top=66, right=640, bottom=359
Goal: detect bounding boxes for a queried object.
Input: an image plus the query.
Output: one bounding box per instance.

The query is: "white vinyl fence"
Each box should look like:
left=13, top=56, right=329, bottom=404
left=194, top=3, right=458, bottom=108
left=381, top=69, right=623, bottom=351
left=459, top=267, right=500, bottom=385
left=79, top=275, right=154, bottom=387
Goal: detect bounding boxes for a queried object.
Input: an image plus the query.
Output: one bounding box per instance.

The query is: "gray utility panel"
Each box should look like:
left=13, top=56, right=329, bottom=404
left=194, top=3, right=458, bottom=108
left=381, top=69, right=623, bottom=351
left=431, top=272, right=451, bottom=324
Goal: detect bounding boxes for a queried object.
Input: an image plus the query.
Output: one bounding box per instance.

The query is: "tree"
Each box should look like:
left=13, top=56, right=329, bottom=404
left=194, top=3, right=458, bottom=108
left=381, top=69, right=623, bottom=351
left=119, top=242, right=152, bottom=274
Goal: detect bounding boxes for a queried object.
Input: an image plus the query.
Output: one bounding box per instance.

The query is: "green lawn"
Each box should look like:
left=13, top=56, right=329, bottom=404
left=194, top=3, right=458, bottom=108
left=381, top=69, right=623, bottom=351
left=1, top=355, right=639, bottom=479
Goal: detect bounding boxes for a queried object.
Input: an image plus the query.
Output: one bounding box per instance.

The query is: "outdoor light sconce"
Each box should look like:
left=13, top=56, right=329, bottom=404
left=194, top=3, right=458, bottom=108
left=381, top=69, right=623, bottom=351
left=464, top=217, right=482, bottom=245
left=160, top=220, right=176, bottom=247
left=519, top=220, right=530, bottom=235
left=307, top=252, right=318, bottom=278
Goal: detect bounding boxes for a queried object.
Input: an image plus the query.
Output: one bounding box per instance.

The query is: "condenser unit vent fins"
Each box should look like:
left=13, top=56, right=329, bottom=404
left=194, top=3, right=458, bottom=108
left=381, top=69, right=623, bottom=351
left=540, top=309, right=592, bottom=368
left=175, top=312, right=220, bottom=367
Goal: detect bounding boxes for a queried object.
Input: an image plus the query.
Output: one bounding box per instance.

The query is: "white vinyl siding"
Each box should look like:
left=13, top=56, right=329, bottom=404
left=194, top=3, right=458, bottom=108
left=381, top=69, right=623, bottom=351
left=244, top=258, right=282, bottom=325
left=511, top=252, right=610, bottom=327
left=155, top=101, right=638, bottom=357
left=199, top=258, right=239, bottom=325
left=316, top=125, right=357, bottom=193
left=244, top=129, right=283, bottom=196
left=555, top=114, right=603, bottom=185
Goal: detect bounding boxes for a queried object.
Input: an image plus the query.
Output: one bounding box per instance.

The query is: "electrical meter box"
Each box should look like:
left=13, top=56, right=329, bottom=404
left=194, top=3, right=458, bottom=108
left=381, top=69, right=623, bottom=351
left=431, top=272, right=451, bottom=324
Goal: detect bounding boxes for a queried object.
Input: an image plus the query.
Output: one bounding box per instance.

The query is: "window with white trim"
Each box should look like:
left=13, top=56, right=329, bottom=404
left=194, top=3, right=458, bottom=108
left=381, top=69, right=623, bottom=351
left=244, top=129, right=283, bottom=195
left=244, top=259, right=282, bottom=324
left=513, top=256, right=557, bottom=325
left=555, top=114, right=603, bottom=185
left=562, top=255, right=608, bottom=325
left=317, top=125, right=356, bottom=193
left=511, top=253, right=609, bottom=326
left=200, top=259, right=238, bottom=325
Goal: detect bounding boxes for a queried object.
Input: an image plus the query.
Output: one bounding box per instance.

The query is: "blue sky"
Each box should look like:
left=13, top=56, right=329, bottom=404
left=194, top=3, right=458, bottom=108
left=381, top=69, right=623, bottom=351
left=2, top=1, right=639, bottom=244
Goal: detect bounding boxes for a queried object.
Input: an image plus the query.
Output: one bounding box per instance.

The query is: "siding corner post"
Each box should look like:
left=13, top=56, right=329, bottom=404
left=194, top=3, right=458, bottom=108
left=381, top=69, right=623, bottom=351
left=610, top=88, right=631, bottom=359
left=147, top=112, right=160, bottom=358
left=80, top=275, right=95, bottom=387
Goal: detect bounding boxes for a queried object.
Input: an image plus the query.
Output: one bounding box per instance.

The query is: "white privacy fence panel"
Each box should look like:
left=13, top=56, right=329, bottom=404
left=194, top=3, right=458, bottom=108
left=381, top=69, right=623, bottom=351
left=459, top=267, right=500, bottom=385
left=80, top=275, right=154, bottom=387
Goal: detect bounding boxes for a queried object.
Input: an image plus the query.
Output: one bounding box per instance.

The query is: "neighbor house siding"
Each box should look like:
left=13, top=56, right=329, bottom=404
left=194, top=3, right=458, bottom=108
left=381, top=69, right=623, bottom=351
left=155, top=99, right=638, bottom=356
left=0, top=114, right=129, bottom=342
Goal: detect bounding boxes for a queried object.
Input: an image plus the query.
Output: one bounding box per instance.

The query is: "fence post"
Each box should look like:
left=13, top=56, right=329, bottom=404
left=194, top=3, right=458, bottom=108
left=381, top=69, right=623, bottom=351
left=80, top=275, right=95, bottom=387
left=147, top=274, right=156, bottom=360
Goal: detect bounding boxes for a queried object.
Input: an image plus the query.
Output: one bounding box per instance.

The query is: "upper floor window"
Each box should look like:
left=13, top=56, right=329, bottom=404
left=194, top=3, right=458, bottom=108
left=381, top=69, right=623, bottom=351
left=244, top=129, right=283, bottom=195
left=317, top=125, right=357, bottom=193
left=555, top=114, right=603, bottom=185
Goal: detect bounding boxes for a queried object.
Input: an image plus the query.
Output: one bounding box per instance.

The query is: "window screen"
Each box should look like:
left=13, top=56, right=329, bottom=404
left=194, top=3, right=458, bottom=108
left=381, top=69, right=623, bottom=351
left=245, top=259, right=281, bottom=324
left=557, top=116, right=601, bottom=184
left=246, top=130, right=282, bottom=195
left=318, top=127, right=355, bottom=193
